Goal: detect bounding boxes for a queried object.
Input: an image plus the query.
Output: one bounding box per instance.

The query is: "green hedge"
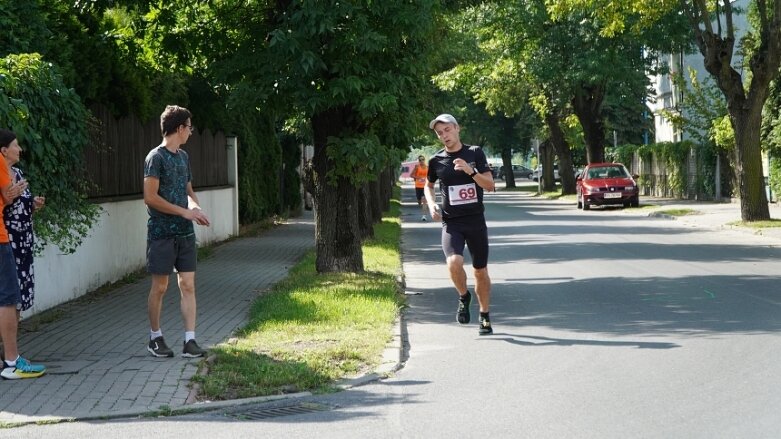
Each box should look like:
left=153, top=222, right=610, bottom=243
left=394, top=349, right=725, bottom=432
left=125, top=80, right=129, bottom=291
left=610, top=141, right=720, bottom=198
left=0, top=53, right=100, bottom=254
left=231, top=111, right=281, bottom=223
left=1, top=3, right=299, bottom=239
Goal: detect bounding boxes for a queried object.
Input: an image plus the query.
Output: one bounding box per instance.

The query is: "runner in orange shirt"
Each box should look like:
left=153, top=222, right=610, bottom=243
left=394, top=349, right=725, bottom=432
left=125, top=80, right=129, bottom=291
left=411, top=155, right=429, bottom=221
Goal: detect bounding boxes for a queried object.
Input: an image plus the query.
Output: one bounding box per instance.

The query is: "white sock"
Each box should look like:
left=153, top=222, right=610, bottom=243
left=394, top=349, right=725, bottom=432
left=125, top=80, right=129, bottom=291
left=185, top=331, right=195, bottom=343
left=150, top=329, right=163, bottom=340
left=4, top=356, right=19, bottom=367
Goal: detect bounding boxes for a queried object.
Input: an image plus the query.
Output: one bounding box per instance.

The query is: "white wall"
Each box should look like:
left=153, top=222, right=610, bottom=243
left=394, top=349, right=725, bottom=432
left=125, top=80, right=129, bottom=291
left=25, top=187, right=238, bottom=316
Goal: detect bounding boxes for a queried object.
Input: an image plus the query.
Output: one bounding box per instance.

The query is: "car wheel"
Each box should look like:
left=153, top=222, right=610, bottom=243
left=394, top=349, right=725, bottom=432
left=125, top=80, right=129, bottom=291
left=630, top=196, right=639, bottom=208
left=583, top=198, right=590, bottom=210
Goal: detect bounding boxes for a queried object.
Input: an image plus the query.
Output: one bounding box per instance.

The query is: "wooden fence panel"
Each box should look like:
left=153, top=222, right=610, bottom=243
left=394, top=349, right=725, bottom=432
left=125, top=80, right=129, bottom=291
left=84, top=105, right=229, bottom=200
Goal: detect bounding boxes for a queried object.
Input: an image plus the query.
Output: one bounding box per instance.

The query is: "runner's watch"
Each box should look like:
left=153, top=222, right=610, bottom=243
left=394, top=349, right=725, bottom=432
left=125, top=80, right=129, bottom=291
left=469, top=168, right=478, bottom=177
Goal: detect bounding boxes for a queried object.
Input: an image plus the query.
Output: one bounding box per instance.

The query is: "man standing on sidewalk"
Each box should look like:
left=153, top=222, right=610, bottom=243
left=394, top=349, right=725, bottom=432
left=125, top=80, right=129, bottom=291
left=424, top=114, right=495, bottom=335
left=143, top=105, right=210, bottom=358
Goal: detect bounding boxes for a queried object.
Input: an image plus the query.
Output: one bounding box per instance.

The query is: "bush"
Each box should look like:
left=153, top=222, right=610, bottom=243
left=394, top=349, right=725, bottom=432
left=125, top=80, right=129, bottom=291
left=232, top=110, right=283, bottom=223
left=607, top=144, right=637, bottom=170
left=0, top=53, right=101, bottom=254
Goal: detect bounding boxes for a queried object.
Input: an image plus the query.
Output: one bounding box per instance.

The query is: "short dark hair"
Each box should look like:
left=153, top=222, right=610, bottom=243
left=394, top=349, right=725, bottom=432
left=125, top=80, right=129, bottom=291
left=0, top=129, right=17, bottom=149
left=418, top=155, right=425, bottom=160
left=160, top=105, right=192, bottom=137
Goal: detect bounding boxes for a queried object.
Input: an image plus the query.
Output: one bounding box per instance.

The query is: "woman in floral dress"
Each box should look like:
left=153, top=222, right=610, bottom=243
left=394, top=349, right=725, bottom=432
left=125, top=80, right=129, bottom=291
left=1, top=139, right=44, bottom=313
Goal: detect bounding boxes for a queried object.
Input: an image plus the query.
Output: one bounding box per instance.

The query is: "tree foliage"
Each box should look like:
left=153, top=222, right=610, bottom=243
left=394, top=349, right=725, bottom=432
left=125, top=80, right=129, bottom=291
left=433, top=0, right=688, bottom=196
left=189, top=0, right=445, bottom=272
left=551, top=0, right=780, bottom=221
left=0, top=54, right=101, bottom=254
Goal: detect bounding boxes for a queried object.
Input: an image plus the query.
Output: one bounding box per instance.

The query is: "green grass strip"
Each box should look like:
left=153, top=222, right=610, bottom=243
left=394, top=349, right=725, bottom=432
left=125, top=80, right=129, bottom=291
left=196, top=192, right=403, bottom=400
left=657, top=208, right=697, bottom=216
left=731, top=218, right=781, bottom=228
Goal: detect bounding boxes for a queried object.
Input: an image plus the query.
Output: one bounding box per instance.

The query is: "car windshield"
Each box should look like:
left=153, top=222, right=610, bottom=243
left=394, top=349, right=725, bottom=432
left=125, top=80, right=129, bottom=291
left=587, top=166, right=626, bottom=179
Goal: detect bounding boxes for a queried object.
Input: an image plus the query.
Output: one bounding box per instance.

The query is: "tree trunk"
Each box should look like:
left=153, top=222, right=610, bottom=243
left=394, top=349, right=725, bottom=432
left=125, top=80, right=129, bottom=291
left=501, top=147, right=515, bottom=188
left=369, top=178, right=383, bottom=223
left=357, top=185, right=374, bottom=239
left=544, top=111, right=576, bottom=195
left=571, top=84, right=606, bottom=164
left=733, top=109, right=770, bottom=220
left=380, top=167, right=393, bottom=212
left=311, top=107, right=364, bottom=273
left=540, top=140, right=556, bottom=192
left=687, top=5, right=781, bottom=220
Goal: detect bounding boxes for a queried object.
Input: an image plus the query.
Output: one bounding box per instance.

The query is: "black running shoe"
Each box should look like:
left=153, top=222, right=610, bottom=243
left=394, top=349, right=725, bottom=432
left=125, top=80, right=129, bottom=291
left=148, top=336, right=174, bottom=357
left=457, top=291, right=471, bottom=324
left=479, top=317, right=493, bottom=335
left=182, top=339, right=207, bottom=358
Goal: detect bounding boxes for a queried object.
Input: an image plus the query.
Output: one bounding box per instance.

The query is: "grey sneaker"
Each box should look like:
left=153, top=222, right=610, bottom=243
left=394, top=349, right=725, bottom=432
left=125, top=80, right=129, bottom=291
left=148, top=336, right=174, bottom=358
left=182, top=339, right=207, bottom=358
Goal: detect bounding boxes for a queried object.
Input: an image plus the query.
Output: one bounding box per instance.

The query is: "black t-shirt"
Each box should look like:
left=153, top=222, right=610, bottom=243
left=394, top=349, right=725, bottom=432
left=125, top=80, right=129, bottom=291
left=427, top=144, right=490, bottom=225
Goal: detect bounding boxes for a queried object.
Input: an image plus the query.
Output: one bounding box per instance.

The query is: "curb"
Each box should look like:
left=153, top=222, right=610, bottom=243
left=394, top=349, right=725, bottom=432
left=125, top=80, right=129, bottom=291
left=648, top=212, right=677, bottom=221
left=334, top=315, right=407, bottom=390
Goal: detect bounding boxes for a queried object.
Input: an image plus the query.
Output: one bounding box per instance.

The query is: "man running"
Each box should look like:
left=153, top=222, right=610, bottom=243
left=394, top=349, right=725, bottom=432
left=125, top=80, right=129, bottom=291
left=411, top=155, right=429, bottom=221
left=424, top=114, right=495, bottom=335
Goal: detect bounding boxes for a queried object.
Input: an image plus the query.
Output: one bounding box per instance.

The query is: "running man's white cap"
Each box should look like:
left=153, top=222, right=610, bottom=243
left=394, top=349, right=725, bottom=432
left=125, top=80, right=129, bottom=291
left=429, top=113, right=458, bottom=129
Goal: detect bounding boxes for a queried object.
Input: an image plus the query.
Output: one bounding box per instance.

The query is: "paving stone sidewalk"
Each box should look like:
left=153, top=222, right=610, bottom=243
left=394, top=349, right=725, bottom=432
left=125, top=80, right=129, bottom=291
left=0, top=211, right=314, bottom=424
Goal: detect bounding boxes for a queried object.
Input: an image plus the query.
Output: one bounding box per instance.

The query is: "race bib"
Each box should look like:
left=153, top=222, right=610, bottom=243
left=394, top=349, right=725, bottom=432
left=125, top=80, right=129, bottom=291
left=448, top=183, right=478, bottom=205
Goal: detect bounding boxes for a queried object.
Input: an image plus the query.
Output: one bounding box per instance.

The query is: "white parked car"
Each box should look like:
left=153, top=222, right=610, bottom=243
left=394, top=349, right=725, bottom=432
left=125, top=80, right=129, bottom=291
left=532, top=165, right=560, bottom=182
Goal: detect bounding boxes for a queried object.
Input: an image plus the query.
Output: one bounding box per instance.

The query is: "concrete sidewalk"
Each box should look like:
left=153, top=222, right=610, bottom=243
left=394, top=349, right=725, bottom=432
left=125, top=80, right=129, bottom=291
left=0, top=211, right=315, bottom=425
left=628, top=196, right=781, bottom=244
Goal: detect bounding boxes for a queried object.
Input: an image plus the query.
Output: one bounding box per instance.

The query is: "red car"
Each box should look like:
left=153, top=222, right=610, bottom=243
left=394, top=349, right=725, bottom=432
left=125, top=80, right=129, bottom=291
left=576, top=162, right=639, bottom=210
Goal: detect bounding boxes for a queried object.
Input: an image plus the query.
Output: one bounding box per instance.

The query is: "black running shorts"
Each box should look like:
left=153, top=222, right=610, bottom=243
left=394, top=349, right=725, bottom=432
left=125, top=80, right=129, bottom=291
left=441, top=224, right=489, bottom=269
left=415, top=187, right=425, bottom=202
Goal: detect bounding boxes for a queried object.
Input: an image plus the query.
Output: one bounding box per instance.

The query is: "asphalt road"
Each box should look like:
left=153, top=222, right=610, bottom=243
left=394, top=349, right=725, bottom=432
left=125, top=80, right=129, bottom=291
left=15, top=187, right=781, bottom=439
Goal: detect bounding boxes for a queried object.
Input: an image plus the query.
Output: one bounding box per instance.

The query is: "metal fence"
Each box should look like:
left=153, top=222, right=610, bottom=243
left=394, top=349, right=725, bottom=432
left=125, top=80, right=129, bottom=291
left=84, top=105, right=229, bottom=200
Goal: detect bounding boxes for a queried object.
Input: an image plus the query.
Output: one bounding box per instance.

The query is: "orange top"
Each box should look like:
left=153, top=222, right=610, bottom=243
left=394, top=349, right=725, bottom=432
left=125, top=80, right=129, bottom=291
left=412, top=164, right=428, bottom=189
left=0, top=164, right=10, bottom=243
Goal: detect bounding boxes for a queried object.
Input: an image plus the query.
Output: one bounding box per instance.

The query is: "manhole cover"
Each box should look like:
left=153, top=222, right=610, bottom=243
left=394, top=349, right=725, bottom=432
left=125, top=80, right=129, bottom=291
left=225, top=402, right=333, bottom=420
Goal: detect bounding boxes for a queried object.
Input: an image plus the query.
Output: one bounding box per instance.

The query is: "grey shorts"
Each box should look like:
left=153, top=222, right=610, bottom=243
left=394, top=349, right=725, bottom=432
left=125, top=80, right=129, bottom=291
left=147, top=234, right=197, bottom=275
left=0, top=243, right=21, bottom=307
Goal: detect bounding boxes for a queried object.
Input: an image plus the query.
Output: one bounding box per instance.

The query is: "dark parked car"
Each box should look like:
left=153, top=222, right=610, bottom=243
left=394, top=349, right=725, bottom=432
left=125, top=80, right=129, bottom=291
left=576, top=162, right=639, bottom=210
left=498, top=164, right=533, bottom=180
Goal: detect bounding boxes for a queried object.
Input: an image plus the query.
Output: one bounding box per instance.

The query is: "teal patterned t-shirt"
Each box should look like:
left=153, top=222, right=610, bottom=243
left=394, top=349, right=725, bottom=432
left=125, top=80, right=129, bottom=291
left=144, top=145, right=195, bottom=240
